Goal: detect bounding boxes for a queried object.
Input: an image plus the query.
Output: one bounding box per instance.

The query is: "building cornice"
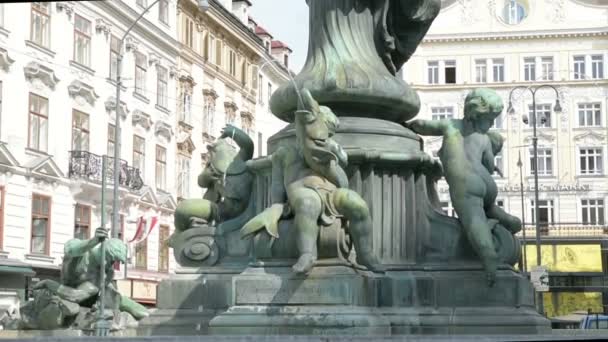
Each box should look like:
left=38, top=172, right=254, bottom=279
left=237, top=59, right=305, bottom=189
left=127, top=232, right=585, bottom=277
left=422, top=27, right=608, bottom=44
left=411, top=79, right=608, bottom=92
left=96, top=0, right=179, bottom=57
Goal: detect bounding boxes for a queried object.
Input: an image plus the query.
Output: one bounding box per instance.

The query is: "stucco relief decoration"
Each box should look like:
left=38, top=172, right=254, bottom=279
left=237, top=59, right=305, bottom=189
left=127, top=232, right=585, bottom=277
left=56, top=2, right=74, bottom=18
left=169, top=66, right=179, bottom=79
left=459, top=0, right=480, bottom=24
left=0, top=47, right=15, bottom=72
left=148, top=52, right=161, bottom=67
left=557, top=86, right=570, bottom=133
left=24, top=62, right=60, bottom=90
left=132, top=110, right=153, bottom=130
left=95, top=18, right=112, bottom=37
left=105, top=96, right=130, bottom=120
left=545, top=0, right=566, bottom=23
left=125, top=36, right=140, bottom=52
left=574, top=131, right=606, bottom=146
left=224, top=101, right=238, bottom=124
left=68, top=80, right=99, bottom=106
left=155, top=121, right=174, bottom=142
left=524, top=131, right=556, bottom=144
left=177, top=135, right=196, bottom=157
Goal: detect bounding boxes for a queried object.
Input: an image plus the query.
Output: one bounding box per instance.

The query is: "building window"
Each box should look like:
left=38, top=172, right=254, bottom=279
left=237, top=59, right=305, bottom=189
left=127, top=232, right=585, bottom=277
left=31, top=194, right=51, bottom=255
left=0, top=187, right=4, bottom=250
left=177, top=155, right=190, bottom=199
left=155, top=145, right=166, bottom=191
left=284, top=54, right=289, bottom=68
left=581, top=199, right=605, bottom=225
left=229, top=50, right=237, bottom=76
left=591, top=55, right=604, bottom=79
left=494, top=112, right=504, bottom=129
left=135, top=238, right=147, bottom=270
left=530, top=199, right=554, bottom=227
left=427, top=61, right=439, bottom=84
left=203, top=96, right=215, bottom=135
left=31, top=2, right=51, bottom=48
left=159, top=0, right=169, bottom=24
left=578, top=103, right=602, bottom=127
left=431, top=107, right=454, bottom=120
left=444, top=60, right=456, bottom=84
left=527, top=104, right=552, bottom=128
left=158, top=225, right=170, bottom=272
left=440, top=201, right=456, bottom=217
left=108, top=124, right=116, bottom=157
left=475, top=59, right=487, bottom=83
left=157, top=66, right=168, bottom=109
left=215, top=40, right=223, bottom=67
left=180, top=92, right=192, bottom=123
left=184, top=17, right=194, bottom=49
left=573, top=55, right=586, bottom=80
left=503, top=0, right=526, bottom=25
left=133, top=135, right=146, bottom=178
left=492, top=58, right=505, bottom=82
left=74, top=204, right=91, bottom=240
left=268, top=83, right=273, bottom=105
left=135, top=52, right=147, bottom=96
left=524, top=57, right=536, bottom=81
left=579, top=148, right=603, bottom=176
left=258, top=75, right=264, bottom=103
left=72, top=110, right=89, bottom=151
left=74, top=15, right=91, bottom=66
left=530, top=148, right=553, bottom=176
left=28, top=93, right=48, bottom=152
left=110, top=35, right=120, bottom=81
left=540, top=57, right=554, bottom=81
left=495, top=150, right=504, bottom=175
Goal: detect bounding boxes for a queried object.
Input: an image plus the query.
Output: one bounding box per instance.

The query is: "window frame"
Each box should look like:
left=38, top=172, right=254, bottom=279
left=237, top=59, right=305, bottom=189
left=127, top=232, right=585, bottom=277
left=579, top=147, right=604, bottom=176
left=156, top=66, right=169, bottom=109
left=475, top=59, right=487, bottom=83
left=110, top=35, right=120, bottom=81
left=158, top=0, right=169, bottom=25
left=527, top=103, right=552, bottom=128
left=177, top=155, right=191, bottom=199
left=108, top=124, right=116, bottom=157
left=573, top=55, right=586, bottom=80
left=134, top=235, right=147, bottom=270
left=74, top=203, right=91, bottom=240
left=155, top=145, right=167, bottom=191
left=30, top=194, right=51, bottom=255
left=430, top=106, right=454, bottom=121
left=71, top=109, right=90, bottom=152
left=73, top=14, right=92, bottom=67
left=427, top=61, right=439, bottom=84
left=577, top=102, right=602, bottom=127
left=133, top=135, right=146, bottom=177
left=30, top=2, right=51, bottom=48
left=591, top=55, right=604, bottom=79
left=530, top=148, right=553, bottom=177
left=158, top=224, right=170, bottom=272
left=581, top=199, right=605, bottom=225
left=28, top=93, right=49, bottom=152
left=134, top=51, right=147, bottom=96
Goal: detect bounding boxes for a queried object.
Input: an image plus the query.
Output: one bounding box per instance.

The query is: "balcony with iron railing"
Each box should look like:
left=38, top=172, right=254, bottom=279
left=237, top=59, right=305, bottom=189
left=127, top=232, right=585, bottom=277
left=68, top=151, right=144, bottom=191
left=517, top=222, right=608, bottom=239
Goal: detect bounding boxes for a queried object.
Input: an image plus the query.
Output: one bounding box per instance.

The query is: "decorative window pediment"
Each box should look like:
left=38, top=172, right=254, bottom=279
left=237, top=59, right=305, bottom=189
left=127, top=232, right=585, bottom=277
left=148, top=52, right=161, bottom=67
left=240, top=110, right=254, bottom=121
left=24, top=155, right=64, bottom=180
left=68, top=80, right=99, bottom=105
left=0, top=48, right=15, bottom=72
left=56, top=1, right=74, bottom=17
left=0, top=142, right=20, bottom=169
left=105, top=96, right=130, bottom=120
left=524, top=132, right=555, bottom=144
left=158, top=193, right=177, bottom=212
left=224, top=101, right=238, bottom=112
left=24, top=62, right=60, bottom=90
left=574, top=131, right=606, bottom=145
left=179, top=74, right=196, bottom=89
left=125, top=36, right=139, bottom=52
left=155, top=121, right=173, bottom=141
left=203, top=88, right=219, bottom=100
left=137, top=186, right=158, bottom=207
left=177, top=135, right=196, bottom=157
left=132, top=110, right=153, bottom=130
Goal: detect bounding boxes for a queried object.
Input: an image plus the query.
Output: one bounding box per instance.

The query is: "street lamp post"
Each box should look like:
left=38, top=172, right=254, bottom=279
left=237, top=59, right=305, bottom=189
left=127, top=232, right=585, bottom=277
left=517, top=151, right=527, bottom=275
left=111, top=0, right=211, bottom=239
left=507, top=84, right=562, bottom=316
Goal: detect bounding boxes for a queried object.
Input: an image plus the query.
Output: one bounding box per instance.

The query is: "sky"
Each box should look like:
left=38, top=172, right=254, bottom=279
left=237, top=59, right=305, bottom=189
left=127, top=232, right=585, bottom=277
left=249, top=0, right=309, bottom=73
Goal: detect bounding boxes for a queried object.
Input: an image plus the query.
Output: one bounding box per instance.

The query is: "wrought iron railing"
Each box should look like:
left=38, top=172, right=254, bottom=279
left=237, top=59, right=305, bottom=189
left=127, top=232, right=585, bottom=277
left=517, top=223, right=608, bottom=238
left=69, top=151, right=144, bottom=191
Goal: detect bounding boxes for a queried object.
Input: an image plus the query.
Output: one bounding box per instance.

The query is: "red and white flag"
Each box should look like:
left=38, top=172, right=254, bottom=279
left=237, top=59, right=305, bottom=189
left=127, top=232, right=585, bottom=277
left=129, top=215, right=159, bottom=244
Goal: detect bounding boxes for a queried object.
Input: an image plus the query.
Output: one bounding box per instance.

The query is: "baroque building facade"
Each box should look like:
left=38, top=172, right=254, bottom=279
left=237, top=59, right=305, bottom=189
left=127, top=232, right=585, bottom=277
left=0, top=0, right=290, bottom=308
left=404, top=0, right=608, bottom=317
